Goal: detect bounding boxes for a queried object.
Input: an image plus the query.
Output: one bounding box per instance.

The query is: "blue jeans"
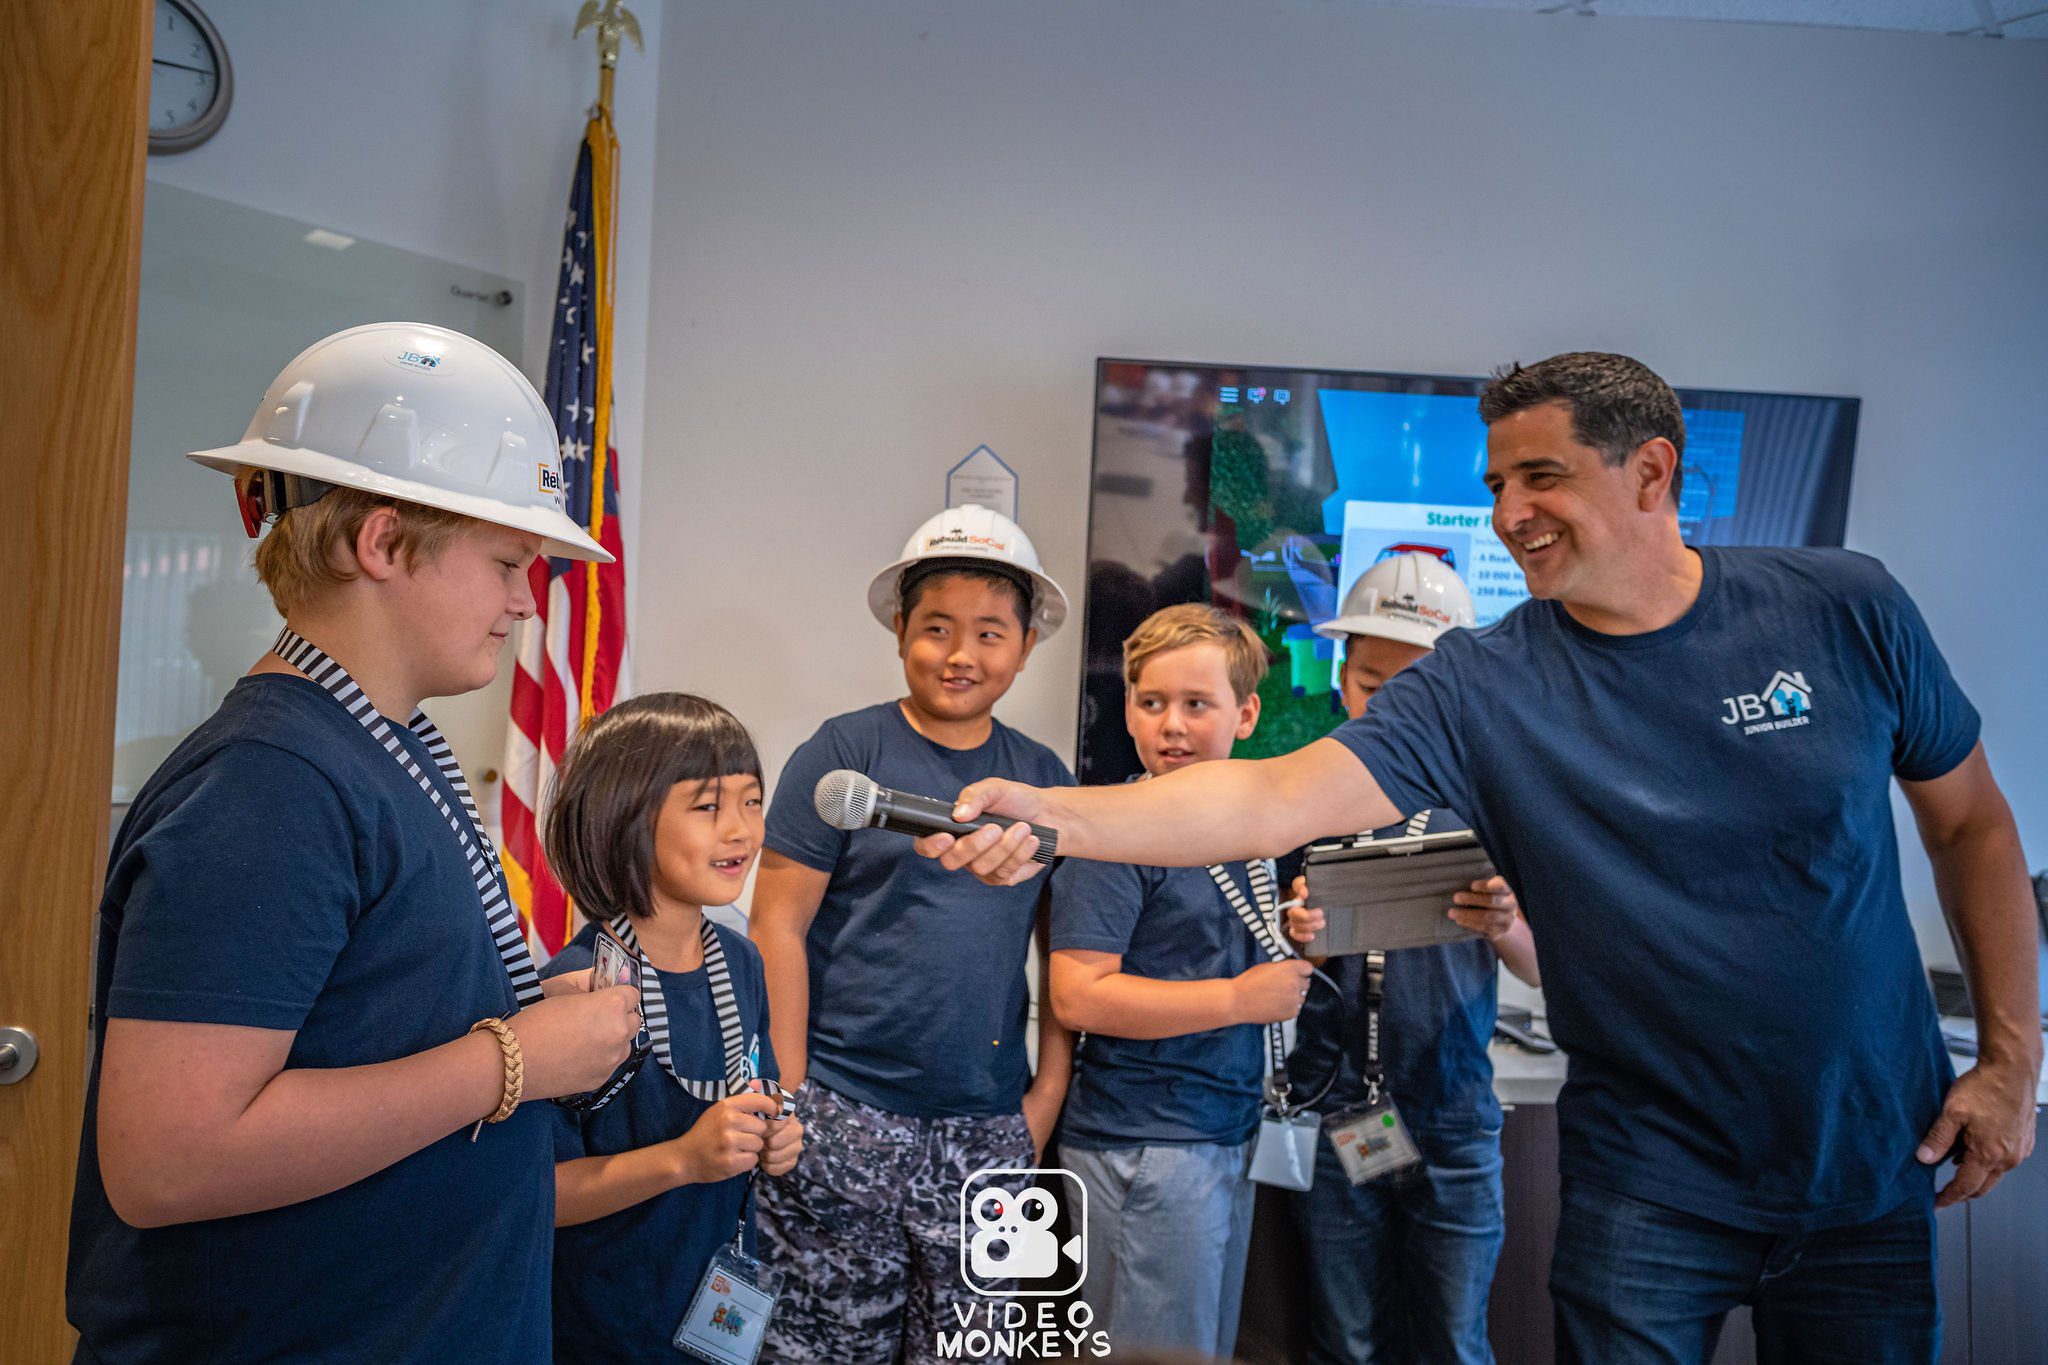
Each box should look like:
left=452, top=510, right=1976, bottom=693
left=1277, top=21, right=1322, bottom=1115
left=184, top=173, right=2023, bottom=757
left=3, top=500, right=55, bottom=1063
left=1061, top=1141, right=1257, bottom=1359
left=1549, top=1178, right=1939, bottom=1365
left=1287, top=1122, right=1505, bottom=1364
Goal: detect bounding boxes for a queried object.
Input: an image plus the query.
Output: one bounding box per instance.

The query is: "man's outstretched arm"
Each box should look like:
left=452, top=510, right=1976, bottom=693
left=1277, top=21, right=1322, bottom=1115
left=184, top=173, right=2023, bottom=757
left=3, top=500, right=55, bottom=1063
left=917, top=736, right=1404, bottom=885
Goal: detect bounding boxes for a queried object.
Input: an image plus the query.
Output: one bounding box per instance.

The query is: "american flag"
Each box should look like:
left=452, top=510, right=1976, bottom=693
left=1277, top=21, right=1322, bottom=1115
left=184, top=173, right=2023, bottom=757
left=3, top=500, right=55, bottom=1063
left=501, top=118, right=630, bottom=958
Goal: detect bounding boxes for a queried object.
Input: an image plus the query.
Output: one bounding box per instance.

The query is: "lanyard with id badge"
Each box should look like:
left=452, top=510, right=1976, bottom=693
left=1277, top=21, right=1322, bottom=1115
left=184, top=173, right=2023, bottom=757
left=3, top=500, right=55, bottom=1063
left=1322, top=948, right=1422, bottom=1186
left=673, top=1177, right=777, bottom=1365
left=599, top=914, right=794, bottom=1362
left=1320, top=808, right=1436, bottom=1185
left=553, top=928, right=656, bottom=1115
left=1204, top=860, right=1338, bottom=1192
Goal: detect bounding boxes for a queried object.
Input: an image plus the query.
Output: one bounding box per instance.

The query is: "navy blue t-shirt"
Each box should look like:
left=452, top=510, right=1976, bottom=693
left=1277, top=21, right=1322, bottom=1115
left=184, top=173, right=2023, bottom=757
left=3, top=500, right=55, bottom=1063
left=1289, top=812, right=1502, bottom=1133
left=1331, top=548, right=1978, bottom=1232
left=766, top=702, right=1074, bottom=1117
left=1050, top=856, right=1266, bottom=1148
left=544, top=920, right=776, bottom=1364
left=68, top=675, right=552, bottom=1364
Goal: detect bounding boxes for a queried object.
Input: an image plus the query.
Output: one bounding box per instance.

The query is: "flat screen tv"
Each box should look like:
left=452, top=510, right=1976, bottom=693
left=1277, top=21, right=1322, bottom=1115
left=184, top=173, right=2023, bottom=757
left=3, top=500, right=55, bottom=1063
left=1078, top=359, right=1859, bottom=783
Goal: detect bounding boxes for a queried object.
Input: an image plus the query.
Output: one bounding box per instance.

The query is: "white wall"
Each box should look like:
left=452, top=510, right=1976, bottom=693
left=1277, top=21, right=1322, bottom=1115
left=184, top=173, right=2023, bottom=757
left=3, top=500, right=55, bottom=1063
left=634, top=0, right=2048, bottom=956
left=146, top=0, right=663, bottom=610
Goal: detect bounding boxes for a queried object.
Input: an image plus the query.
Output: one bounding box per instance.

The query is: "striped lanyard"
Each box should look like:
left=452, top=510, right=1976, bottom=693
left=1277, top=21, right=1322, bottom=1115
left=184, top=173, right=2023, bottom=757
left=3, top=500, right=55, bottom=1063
left=273, top=628, right=543, bottom=1008
left=606, top=914, right=751, bottom=1101
left=1204, top=858, right=1294, bottom=1089
left=1361, top=809, right=1427, bottom=1102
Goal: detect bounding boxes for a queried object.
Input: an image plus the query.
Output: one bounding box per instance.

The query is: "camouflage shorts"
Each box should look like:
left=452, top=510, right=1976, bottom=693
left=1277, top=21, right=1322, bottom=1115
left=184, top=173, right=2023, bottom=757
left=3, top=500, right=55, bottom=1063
left=756, top=1079, right=1036, bottom=1365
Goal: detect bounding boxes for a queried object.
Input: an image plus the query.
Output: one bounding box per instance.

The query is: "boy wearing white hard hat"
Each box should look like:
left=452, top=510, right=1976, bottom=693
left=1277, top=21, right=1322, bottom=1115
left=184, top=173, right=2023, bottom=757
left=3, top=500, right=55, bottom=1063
left=68, top=324, right=642, bottom=1363
left=751, top=504, right=1076, bottom=1364
left=1282, top=551, right=1539, bottom=1364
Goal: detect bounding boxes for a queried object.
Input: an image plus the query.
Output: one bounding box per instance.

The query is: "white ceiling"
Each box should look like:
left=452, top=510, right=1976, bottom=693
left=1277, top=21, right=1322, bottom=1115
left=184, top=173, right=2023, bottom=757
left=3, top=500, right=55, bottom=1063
left=1351, top=0, right=2048, bottom=39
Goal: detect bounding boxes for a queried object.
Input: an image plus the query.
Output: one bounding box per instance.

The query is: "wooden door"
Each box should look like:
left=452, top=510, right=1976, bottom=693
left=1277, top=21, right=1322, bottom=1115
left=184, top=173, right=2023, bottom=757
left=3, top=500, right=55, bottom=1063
left=0, top=1, right=152, bottom=1358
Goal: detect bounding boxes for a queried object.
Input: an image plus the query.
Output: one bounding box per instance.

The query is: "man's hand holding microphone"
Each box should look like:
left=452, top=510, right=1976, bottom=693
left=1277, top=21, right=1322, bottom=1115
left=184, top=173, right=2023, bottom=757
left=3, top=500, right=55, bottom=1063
left=910, top=777, right=1058, bottom=886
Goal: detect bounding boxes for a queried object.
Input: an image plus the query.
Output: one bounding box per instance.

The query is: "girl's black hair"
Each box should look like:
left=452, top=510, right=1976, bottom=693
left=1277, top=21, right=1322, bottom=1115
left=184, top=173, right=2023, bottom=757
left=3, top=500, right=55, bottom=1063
left=542, top=693, right=762, bottom=923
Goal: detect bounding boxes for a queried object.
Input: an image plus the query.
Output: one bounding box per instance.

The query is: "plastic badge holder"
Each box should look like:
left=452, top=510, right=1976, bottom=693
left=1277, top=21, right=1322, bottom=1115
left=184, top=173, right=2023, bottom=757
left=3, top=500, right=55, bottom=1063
left=1302, top=831, right=1495, bottom=956
left=674, top=1243, right=777, bottom=1365
left=1249, top=1107, right=1322, bottom=1191
left=1327, top=1097, right=1422, bottom=1186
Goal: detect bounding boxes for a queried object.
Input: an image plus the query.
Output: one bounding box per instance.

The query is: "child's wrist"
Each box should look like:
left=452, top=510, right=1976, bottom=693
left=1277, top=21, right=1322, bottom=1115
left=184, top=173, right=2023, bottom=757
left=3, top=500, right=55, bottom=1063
left=666, top=1133, right=705, bottom=1187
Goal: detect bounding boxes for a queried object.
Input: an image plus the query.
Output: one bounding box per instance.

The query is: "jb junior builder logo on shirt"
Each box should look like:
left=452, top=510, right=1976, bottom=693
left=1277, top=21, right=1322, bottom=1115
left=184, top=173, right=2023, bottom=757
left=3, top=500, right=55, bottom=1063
left=1721, top=669, right=1815, bottom=734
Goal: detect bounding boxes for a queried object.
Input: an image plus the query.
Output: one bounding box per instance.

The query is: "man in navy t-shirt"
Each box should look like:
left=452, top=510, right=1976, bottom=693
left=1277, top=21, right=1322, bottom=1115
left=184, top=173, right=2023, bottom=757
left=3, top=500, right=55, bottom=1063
left=920, top=353, right=2040, bottom=1365
left=68, top=325, right=641, bottom=1362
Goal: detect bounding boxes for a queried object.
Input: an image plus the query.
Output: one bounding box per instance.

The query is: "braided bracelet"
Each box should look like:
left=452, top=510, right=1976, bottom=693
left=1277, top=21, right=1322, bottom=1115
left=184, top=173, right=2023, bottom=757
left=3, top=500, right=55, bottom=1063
left=469, top=1017, right=523, bottom=1141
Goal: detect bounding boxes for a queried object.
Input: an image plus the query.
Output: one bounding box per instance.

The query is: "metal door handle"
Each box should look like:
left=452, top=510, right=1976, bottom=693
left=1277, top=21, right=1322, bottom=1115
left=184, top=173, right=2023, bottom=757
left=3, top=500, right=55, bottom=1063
left=0, top=1027, right=38, bottom=1083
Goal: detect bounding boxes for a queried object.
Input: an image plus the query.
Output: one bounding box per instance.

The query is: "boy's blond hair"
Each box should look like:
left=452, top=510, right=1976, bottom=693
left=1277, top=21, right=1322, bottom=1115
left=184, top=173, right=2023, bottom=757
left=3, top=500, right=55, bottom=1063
left=251, top=484, right=474, bottom=617
left=1122, top=603, right=1269, bottom=703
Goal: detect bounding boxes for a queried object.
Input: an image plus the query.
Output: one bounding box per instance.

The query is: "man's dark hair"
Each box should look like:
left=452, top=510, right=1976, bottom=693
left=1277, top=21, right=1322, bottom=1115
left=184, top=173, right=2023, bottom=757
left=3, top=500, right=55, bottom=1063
left=1478, top=352, right=1687, bottom=505
left=544, top=693, right=763, bottom=924
left=898, top=561, right=1033, bottom=633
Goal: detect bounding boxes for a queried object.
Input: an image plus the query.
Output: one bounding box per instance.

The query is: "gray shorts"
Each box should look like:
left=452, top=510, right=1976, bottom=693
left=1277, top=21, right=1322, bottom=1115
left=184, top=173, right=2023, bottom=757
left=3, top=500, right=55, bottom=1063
left=1062, top=1140, right=1256, bottom=1359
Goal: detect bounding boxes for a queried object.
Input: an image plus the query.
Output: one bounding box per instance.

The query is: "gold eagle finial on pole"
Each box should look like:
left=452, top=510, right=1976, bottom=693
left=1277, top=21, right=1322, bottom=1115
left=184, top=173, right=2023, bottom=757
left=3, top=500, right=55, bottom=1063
left=574, top=0, right=642, bottom=113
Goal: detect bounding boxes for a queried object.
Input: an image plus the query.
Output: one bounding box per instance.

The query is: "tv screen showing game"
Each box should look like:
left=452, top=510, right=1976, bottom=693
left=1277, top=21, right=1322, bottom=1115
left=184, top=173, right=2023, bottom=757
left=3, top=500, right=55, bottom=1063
left=1078, top=359, right=1859, bottom=782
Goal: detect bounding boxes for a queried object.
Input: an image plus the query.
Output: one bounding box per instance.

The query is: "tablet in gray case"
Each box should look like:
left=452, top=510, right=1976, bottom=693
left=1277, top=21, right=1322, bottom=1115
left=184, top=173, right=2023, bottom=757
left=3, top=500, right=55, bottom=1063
left=1303, top=831, right=1495, bottom=956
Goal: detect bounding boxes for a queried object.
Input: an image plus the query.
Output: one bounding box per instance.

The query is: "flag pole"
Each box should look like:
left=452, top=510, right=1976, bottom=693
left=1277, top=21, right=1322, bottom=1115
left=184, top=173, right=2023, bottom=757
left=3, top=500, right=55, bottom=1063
left=569, top=0, right=639, bottom=725
left=503, top=3, right=643, bottom=958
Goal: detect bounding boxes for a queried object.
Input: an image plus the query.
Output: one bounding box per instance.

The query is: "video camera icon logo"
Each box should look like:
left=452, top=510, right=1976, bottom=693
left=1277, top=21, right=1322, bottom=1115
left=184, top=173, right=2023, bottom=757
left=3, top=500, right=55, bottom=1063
left=959, top=1168, right=1086, bottom=1296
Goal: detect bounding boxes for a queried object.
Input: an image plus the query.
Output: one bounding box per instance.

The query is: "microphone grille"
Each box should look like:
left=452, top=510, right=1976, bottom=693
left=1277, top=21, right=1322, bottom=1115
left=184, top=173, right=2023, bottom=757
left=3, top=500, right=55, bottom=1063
left=813, top=770, right=877, bottom=831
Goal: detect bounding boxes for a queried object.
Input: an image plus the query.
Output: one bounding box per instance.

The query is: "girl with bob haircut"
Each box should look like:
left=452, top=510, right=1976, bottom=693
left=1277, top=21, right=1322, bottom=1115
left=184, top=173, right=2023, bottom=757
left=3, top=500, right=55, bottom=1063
left=539, top=693, right=804, bottom=1363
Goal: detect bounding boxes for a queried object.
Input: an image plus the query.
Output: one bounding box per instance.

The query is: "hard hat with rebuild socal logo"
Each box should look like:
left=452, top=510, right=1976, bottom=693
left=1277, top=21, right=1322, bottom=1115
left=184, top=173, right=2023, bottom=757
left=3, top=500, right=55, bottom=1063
left=1315, top=550, right=1477, bottom=651
left=866, top=503, right=1069, bottom=640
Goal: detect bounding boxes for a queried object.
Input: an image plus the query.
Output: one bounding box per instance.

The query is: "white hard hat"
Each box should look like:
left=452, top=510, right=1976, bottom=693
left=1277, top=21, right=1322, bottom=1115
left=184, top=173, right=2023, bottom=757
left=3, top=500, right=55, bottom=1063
left=189, top=321, right=610, bottom=562
left=1315, top=551, right=1477, bottom=650
left=866, top=504, right=1069, bottom=639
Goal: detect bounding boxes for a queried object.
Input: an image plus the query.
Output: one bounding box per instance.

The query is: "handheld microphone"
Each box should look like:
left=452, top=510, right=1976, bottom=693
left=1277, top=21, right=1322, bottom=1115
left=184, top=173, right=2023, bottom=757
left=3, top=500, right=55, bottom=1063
left=812, top=770, right=1059, bottom=865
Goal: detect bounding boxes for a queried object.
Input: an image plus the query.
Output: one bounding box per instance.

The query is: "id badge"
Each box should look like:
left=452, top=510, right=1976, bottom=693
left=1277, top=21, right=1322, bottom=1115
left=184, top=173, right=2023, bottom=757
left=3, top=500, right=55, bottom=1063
left=1327, top=1096, right=1421, bottom=1186
left=592, top=930, right=640, bottom=993
left=1248, top=1108, right=1322, bottom=1191
left=674, top=1243, right=776, bottom=1364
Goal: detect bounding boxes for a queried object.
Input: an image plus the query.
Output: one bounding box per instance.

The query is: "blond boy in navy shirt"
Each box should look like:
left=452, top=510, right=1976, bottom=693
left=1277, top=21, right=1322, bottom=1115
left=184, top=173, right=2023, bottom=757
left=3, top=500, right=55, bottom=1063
left=1048, top=603, right=1311, bottom=1358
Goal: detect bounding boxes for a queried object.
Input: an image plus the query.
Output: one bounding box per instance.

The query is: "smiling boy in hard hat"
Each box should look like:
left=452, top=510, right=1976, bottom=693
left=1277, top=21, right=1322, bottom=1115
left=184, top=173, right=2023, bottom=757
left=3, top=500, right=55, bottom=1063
left=1282, top=551, right=1539, bottom=1365
left=67, top=323, right=642, bottom=1364
left=750, top=504, right=1077, bottom=1364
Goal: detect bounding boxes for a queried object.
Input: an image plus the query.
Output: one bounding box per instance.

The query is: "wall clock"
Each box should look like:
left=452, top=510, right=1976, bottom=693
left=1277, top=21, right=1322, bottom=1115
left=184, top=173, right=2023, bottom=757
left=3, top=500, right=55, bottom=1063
left=149, top=0, right=232, bottom=154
